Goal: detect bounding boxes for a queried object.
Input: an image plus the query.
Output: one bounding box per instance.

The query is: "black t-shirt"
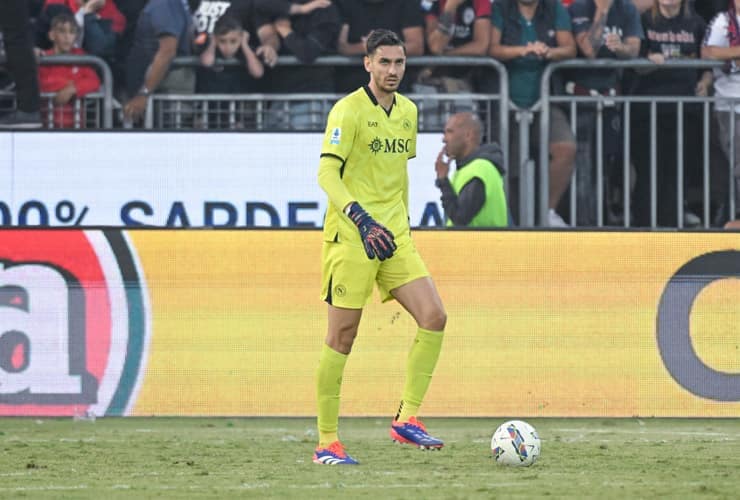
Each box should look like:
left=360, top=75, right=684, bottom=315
left=336, top=0, right=423, bottom=43
left=692, top=0, right=725, bottom=24
left=222, top=0, right=268, bottom=38
left=193, top=0, right=232, bottom=54
left=631, top=10, right=706, bottom=96
left=196, top=47, right=259, bottom=93
left=256, top=0, right=341, bottom=93
left=334, top=0, right=424, bottom=92
left=194, top=0, right=234, bottom=36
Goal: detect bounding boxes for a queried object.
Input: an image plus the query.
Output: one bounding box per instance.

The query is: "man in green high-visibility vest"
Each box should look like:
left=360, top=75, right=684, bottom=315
left=434, top=112, right=509, bottom=227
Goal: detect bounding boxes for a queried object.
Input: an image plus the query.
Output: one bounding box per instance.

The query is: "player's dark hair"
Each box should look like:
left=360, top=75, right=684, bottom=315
left=365, top=29, right=405, bottom=56
left=213, top=15, right=243, bottom=36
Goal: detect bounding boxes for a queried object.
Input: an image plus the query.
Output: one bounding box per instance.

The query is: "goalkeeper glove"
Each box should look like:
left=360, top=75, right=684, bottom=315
left=346, top=202, right=397, bottom=261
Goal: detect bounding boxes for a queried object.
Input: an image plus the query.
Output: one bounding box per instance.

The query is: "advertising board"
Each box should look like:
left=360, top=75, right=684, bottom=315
left=2, top=229, right=739, bottom=417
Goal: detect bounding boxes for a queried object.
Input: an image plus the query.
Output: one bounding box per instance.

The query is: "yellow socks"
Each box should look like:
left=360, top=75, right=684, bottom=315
left=317, top=326, right=444, bottom=446
left=316, top=344, right=348, bottom=447
left=395, top=327, right=444, bottom=423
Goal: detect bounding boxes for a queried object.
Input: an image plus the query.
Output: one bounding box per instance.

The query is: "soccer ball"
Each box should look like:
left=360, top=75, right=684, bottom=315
left=490, top=420, right=541, bottom=467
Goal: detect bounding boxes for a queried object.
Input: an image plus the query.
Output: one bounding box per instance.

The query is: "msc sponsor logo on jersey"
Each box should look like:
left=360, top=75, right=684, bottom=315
left=0, top=230, right=149, bottom=417
left=368, top=136, right=412, bottom=155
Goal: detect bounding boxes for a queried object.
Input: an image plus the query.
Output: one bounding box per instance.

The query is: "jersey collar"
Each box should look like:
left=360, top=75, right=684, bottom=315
left=363, top=85, right=397, bottom=117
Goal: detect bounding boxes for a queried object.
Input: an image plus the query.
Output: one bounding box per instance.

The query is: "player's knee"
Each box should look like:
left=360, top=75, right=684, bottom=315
left=326, top=336, right=355, bottom=355
left=421, top=308, right=447, bottom=332
left=326, top=327, right=358, bottom=355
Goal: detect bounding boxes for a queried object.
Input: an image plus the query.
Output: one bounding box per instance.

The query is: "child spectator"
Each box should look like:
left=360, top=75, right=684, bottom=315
left=38, top=0, right=126, bottom=59
left=198, top=14, right=264, bottom=93
left=38, top=12, right=101, bottom=128
left=197, top=14, right=264, bottom=128
left=193, top=0, right=244, bottom=62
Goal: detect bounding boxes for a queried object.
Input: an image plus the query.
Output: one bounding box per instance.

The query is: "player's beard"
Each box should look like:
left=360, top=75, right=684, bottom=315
left=380, top=76, right=401, bottom=93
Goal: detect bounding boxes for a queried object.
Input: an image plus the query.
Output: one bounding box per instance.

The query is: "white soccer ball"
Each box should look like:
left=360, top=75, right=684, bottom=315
left=490, top=420, right=541, bottom=467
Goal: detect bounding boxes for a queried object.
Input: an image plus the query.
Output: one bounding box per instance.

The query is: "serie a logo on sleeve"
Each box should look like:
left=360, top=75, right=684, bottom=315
left=330, top=127, right=341, bottom=145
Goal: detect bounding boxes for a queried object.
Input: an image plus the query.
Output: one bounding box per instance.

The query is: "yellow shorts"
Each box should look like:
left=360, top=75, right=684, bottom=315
left=320, top=239, right=430, bottom=309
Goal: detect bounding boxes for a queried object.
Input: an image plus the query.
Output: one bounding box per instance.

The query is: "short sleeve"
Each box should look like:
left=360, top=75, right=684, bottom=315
left=704, top=13, right=729, bottom=48
left=554, top=2, right=572, bottom=31
left=149, top=1, right=185, bottom=38
left=569, top=1, right=592, bottom=35
left=474, top=0, right=491, bottom=18
left=322, top=100, right=357, bottom=161
left=490, top=2, right=504, bottom=30
left=621, top=1, right=643, bottom=39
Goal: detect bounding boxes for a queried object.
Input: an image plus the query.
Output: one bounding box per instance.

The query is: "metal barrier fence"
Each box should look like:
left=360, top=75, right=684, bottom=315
left=3, top=55, right=738, bottom=229
left=154, top=55, right=508, bottom=138
left=151, top=55, right=510, bottom=203
left=40, top=90, right=106, bottom=128
left=539, top=59, right=735, bottom=229
left=146, top=91, right=500, bottom=132
left=0, top=54, right=115, bottom=128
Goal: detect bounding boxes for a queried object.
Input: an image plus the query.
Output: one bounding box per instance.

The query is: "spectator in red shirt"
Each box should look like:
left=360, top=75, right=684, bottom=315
left=39, top=12, right=102, bottom=128
left=39, top=0, right=126, bottom=59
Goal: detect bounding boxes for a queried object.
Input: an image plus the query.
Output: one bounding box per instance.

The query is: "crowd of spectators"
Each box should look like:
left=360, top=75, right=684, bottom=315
left=0, top=0, right=727, bottom=111
left=0, top=0, right=738, bottom=227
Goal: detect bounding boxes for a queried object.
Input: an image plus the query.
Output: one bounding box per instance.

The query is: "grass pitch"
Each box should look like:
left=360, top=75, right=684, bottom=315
left=1, top=417, right=739, bottom=499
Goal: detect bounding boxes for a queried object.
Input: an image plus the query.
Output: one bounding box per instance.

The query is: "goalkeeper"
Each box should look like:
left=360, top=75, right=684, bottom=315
left=313, top=28, right=447, bottom=466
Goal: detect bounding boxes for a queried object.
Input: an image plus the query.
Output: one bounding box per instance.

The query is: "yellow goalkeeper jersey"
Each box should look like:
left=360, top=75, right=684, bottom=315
left=319, top=86, right=417, bottom=247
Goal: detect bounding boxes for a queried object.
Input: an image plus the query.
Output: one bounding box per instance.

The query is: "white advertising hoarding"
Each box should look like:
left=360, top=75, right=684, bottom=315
left=0, top=132, right=447, bottom=227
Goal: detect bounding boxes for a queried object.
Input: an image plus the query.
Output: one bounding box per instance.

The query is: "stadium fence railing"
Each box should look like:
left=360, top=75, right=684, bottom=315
left=1, top=55, right=736, bottom=229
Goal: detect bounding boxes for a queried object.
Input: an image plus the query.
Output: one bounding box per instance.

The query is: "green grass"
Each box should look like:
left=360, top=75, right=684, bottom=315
left=1, top=417, right=739, bottom=499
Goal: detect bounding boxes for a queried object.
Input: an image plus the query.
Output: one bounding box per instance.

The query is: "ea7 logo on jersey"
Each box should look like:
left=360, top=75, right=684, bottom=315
left=368, top=137, right=412, bottom=155
left=0, top=230, right=149, bottom=417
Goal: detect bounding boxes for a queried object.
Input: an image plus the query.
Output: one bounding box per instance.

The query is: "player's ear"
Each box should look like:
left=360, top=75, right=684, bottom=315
left=363, top=55, right=371, bottom=73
